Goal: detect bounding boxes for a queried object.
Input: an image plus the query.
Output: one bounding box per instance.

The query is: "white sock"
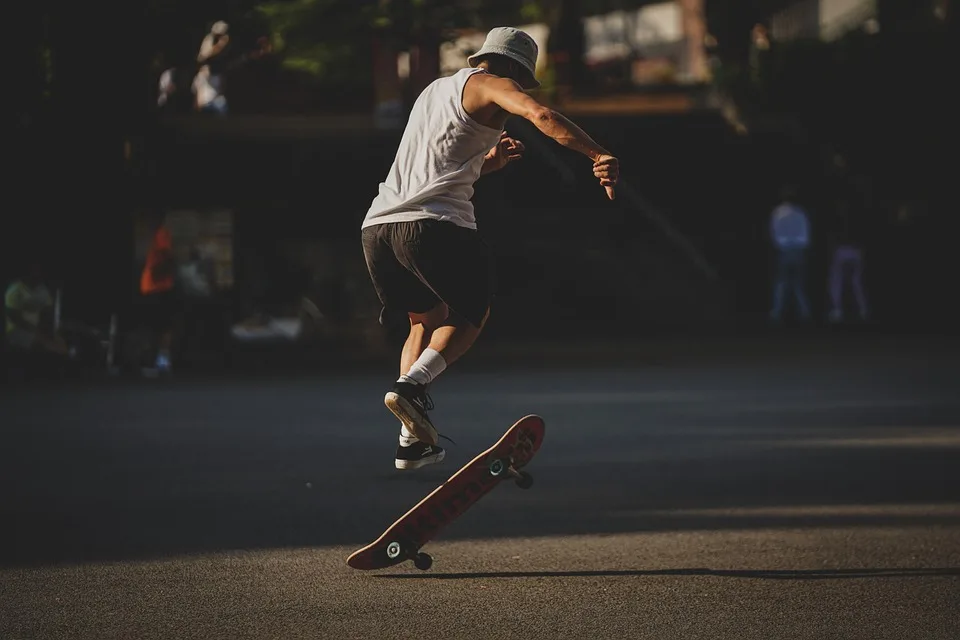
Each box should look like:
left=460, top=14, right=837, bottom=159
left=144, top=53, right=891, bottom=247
left=399, top=423, right=418, bottom=447
left=398, top=348, right=447, bottom=386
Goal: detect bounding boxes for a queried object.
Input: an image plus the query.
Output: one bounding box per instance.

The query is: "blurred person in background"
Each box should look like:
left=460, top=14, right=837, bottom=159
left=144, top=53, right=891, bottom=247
left=139, top=213, right=178, bottom=373
left=154, top=52, right=194, bottom=114
left=194, top=20, right=231, bottom=115
left=178, top=244, right=215, bottom=299
left=157, top=65, right=176, bottom=110
left=769, top=185, right=812, bottom=323
left=176, top=243, right=220, bottom=359
left=4, top=261, right=69, bottom=357
left=361, top=26, right=620, bottom=470
left=827, top=199, right=869, bottom=323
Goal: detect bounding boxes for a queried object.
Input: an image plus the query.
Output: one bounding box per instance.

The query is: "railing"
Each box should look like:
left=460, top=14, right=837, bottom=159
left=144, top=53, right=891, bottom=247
left=53, top=286, right=119, bottom=375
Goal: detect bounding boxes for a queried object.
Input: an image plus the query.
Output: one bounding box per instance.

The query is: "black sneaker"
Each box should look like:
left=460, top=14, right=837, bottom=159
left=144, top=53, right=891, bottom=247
left=395, top=441, right=446, bottom=470
left=384, top=380, right=439, bottom=445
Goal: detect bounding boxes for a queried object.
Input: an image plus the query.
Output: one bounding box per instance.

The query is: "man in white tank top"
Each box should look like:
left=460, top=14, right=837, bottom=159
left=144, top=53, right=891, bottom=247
left=361, top=27, right=620, bottom=470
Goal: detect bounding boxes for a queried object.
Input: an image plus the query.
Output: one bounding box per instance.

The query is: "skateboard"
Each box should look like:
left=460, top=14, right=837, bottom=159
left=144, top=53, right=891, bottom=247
left=347, top=414, right=545, bottom=571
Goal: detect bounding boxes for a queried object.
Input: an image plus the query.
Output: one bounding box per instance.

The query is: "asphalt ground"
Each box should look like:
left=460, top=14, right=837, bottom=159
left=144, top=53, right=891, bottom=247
left=1, top=335, right=958, bottom=639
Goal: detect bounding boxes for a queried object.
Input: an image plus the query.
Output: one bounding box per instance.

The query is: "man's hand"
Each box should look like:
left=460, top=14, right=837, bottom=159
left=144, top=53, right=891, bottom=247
left=593, top=154, right=619, bottom=200
left=482, top=132, right=525, bottom=174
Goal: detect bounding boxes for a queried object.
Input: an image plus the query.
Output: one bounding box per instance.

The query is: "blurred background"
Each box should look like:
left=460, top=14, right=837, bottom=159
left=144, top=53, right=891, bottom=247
left=3, top=0, right=954, bottom=378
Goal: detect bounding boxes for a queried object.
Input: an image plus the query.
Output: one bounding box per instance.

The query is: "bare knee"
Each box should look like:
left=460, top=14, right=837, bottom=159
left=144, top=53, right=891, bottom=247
left=409, top=303, right=449, bottom=331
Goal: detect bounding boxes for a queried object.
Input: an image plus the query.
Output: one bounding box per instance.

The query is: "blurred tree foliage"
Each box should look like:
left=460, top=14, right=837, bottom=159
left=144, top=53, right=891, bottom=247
left=251, top=0, right=657, bottom=85
left=252, top=0, right=525, bottom=79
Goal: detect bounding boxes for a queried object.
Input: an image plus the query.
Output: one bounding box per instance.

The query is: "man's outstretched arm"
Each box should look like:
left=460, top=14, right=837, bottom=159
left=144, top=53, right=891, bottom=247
left=479, top=77, right=619, bottom=198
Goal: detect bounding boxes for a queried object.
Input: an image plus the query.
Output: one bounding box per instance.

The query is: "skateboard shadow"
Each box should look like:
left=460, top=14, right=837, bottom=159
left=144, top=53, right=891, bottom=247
left=374, top=567, right=960, bottom=580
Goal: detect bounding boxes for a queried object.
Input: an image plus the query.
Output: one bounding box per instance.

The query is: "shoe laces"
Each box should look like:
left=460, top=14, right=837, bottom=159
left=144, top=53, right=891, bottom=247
left=417, top=386, right=452, bottom=444
left=419, top=387, right=435, bottom=412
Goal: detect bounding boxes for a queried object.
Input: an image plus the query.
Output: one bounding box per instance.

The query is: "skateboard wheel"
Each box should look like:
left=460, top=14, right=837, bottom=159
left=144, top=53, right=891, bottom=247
left=413, top=552, right=433, bottom=571
left=488, top=458, right=509, bottom=477
left=515, top=472, right=533, bottom=489
left=386, top=541, right=403, bottom=560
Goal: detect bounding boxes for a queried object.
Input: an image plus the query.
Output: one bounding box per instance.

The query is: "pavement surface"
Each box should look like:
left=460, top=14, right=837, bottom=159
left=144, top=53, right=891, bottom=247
left=2, top=336, right=959, bottom=639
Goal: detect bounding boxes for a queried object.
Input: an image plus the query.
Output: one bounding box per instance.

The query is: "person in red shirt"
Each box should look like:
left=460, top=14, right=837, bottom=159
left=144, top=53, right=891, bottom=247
left=140, top=218, right=177, bottom=372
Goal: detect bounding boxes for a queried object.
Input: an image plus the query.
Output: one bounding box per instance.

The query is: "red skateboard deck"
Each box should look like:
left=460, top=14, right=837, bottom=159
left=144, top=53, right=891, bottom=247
left=347, top=414, right=545, bottom=571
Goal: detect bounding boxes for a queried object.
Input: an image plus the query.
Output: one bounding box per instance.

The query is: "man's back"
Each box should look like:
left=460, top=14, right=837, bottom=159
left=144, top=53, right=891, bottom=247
left=363, top=68, right=504, bottom=231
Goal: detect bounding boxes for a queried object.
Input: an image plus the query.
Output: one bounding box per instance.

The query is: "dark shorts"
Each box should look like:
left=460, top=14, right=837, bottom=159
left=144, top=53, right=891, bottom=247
left=361, top=219, right=495, bottom=329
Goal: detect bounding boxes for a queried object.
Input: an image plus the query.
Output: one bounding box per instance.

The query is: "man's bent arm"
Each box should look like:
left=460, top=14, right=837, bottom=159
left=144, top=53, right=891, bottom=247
left=484, top=78, right=612, bottom=161
left=479, top=152, right=504, bottom=175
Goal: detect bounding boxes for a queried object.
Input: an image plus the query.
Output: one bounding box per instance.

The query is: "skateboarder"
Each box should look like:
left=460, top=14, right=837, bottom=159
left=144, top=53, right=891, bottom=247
left=361, top=26, right=619, bottom=470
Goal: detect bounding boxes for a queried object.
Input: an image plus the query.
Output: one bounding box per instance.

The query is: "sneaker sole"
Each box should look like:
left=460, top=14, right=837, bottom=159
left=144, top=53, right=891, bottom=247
left=384, top=392, right=439, bottom=445
left=395, top=449, right=446, bottom=470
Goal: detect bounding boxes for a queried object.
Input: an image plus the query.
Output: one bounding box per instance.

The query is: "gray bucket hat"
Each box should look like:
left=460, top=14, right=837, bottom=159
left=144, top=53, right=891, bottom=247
left=467, top=27, right=540, bottom=89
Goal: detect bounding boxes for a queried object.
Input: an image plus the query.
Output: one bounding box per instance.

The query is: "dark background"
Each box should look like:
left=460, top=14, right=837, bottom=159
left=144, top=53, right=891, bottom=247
left=3, top=0, right=955, bottom=375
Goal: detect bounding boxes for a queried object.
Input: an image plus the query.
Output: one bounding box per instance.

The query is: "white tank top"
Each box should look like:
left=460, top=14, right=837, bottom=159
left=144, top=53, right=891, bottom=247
left=362, top=68, right=503, bottom=231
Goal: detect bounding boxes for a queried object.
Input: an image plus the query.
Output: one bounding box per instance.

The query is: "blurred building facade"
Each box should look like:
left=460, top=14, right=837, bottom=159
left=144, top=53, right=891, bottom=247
left=770, top=0, right=878, bottom=41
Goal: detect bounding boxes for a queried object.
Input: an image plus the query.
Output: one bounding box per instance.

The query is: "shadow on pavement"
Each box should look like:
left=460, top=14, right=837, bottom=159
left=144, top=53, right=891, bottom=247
left=2, top=342, right=959, bottom=570
left=374, top=567, right=960, bottom=580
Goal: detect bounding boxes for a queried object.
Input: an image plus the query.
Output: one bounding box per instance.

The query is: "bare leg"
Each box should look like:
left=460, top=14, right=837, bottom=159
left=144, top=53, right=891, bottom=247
left=400, top=320, right=432, bottom=375
left=387, top=303, right=449, bottom=446
left=387, top=305, right=489, bottom=449
left=400, top=302, right=449, bottom=378
left=425, top=307, right=490, bottom=367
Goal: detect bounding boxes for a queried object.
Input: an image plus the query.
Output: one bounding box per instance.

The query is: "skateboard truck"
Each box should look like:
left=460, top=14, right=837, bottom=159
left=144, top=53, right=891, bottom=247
left=385, top=540, right=433, bottom=570
left=488, top=456, right=534, bottom=489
